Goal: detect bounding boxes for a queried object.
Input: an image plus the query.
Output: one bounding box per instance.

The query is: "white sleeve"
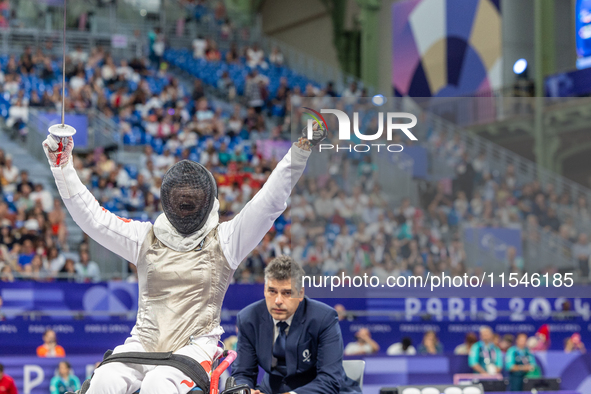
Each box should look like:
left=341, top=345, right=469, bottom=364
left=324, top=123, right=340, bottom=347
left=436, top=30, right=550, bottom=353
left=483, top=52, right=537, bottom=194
left=51, top=159, right=152, bottom=266
left=218, top=144, right=311, bottom=269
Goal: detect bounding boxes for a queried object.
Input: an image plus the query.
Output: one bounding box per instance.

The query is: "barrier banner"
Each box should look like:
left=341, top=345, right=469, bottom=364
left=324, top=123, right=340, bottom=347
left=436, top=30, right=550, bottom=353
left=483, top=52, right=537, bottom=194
left=2, top=353, right=590, bottom=394
left=37, top=112, right=88, bottom=149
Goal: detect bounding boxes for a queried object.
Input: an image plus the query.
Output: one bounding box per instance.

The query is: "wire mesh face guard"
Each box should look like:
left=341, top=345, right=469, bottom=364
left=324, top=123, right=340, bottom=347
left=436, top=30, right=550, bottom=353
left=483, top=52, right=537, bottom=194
left=160, top=160, right=217, bottom=236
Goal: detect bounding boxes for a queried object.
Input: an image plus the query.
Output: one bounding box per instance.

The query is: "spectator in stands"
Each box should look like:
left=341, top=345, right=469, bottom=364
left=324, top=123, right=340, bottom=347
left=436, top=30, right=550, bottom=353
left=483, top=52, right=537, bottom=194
left=0, top=0, right=9, bottom=28
left=22, top=254, right=49, bottom=282
left=505, top=246, right=524, bottom=274
left=30, top=184, right=53, bottom=213
left=2, top=155, right=18, bottom=194
left=245, top=71, right=265, bottom=112
left=17, top=170, right=34, bottom=194
left=17, top=239, right=35, bottom=268
left=50, top=360, right=81, bottom=394
left=48, top=199, right=68, bottom=249
left=499, top=334, right=515, bottom=354
left=70, top=45, right=88, bottom=65
left=37, top=329, right=66, bottom=358
left=217, top=71, right=236, bottom=101
left=0, top=264, right=13, bottom=282
left=75, top=251, right=101, bottom=283
left=505, top=333, right=536, bottom=391
left=387, top=337, right=416, bottom=356
left=58, top=259, right=77, bottom=282
left=48, top=246, right=66, bottom=274
left=454, top=332, right=478, bottom=355
left=192, top=34, right=207, bottom=59
left=342, top=81, right=361, bottom=105
left=572, top=233, right=591, bottom=278
left=0, top=363, right=17, bottom=394
left=6, top=97, right=28, bottom=137
left=469, top=326, right=503, bottom=375
left=205, top=39, right=221, bottom=62
left=334, top=304, right=353, bottom=322
left=417, top=331, right=443, bottom=355
left=564, top=333, right=586, bottom=354
left=529, top=324, right=550, bottom=351
left=246, top=43, right=266, bottom=69
left=344, top=328, right=380, bottom=355
left=269, top=47, right=284, bottom=66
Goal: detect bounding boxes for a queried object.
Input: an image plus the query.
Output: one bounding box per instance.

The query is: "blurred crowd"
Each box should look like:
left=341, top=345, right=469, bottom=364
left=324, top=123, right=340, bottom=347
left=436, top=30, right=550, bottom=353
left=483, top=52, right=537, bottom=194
left=428, top=131, right=591, bottom=278
left=1, top=6, right=590, bottom=285
left=0, top=145, right=102, bottom=282
left=343, top=321, right=586, bottom=358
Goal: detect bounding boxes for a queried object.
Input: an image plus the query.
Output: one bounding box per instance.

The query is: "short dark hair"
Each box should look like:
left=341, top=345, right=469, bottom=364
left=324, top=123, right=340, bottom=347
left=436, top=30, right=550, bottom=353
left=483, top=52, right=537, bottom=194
left=0, top=363, right=4, bottom=372
left=264, top=255, right=304, bottom=292
left=402, top=337, right=412, bottom=350
left=59, top=360, right=71, bottom=370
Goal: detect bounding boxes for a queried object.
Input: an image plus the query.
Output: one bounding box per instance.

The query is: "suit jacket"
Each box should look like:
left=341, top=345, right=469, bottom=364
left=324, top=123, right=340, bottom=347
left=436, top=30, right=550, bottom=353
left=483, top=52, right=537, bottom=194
left=232, top=297, right=361, bottom=394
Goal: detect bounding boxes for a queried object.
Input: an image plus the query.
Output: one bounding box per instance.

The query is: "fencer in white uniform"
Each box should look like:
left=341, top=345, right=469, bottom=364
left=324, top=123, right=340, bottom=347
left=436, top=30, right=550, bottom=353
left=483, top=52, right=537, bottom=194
left=42, top=132, right=316, bottom=394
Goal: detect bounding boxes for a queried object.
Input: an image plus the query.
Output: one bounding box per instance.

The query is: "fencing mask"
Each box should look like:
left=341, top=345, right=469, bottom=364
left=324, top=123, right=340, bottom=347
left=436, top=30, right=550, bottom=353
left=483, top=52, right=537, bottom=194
left=160, top=160, right=217, bottom=236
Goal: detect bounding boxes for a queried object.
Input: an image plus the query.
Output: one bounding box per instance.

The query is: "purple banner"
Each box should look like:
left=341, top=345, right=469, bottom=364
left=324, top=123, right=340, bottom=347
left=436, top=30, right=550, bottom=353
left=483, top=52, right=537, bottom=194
left=255, top=140, right=291, bottom=160
left=464, top=226, right=523, bottom=258
left=36, top=113, right=89, bottom=149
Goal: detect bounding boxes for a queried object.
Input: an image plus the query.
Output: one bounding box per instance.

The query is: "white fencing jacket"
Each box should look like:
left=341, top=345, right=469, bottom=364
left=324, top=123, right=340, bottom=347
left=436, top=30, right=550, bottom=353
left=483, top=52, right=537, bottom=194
left=51, top=144, right=310, bottom=352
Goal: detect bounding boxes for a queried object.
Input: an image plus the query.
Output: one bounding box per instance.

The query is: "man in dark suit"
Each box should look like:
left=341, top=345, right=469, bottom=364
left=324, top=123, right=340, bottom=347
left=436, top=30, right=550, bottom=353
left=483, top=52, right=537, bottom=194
left=232, top=256, right=361, bottom=394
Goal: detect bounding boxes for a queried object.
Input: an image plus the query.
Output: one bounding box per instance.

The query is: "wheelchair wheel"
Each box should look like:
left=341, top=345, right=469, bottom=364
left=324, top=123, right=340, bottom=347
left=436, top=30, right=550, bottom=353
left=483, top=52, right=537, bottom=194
left=225, top=376, right=236, bottom=389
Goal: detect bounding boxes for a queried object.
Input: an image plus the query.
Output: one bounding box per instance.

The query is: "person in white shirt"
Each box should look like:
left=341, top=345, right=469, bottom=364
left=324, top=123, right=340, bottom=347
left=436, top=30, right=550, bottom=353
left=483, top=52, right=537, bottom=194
left=48, top=246, right=66, bottom=274
left=2, top=155, right=19, bottom=194
left=192, top=35, right=207, bottom=59
left=387, top=337, right=417, bottom=356
left=269, top=47, right=284, bottom=66
left=246, top=43, right=267, bottom=69
left=70, top=46, right=89, bottom=65
left=69, top=70, right=86, bottom=92
left=344, top=328, right=380, bottom=355
left=42, top=124, right=321, bottom=394
left=30, top=184, right=54, bottom=212
left=154, top=149, right=176, bottom=172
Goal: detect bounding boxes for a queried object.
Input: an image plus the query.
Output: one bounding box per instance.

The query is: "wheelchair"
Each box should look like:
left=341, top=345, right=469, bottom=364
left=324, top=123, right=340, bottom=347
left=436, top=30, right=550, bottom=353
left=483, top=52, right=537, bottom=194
left=71, top=350, right=250, bottom=394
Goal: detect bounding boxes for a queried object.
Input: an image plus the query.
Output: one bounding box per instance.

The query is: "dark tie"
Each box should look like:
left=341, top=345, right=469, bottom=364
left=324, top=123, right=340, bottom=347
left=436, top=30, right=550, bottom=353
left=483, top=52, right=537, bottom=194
left=273, top=321, right=289, bottom=375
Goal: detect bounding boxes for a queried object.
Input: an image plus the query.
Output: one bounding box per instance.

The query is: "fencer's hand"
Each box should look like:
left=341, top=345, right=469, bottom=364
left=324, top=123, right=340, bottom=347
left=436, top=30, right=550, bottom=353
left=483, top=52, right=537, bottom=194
left=251, top=390, right=265, bottom=394
left=42, top=135, right=74, bottom=167
left=298, top=120, right=327, bottom=149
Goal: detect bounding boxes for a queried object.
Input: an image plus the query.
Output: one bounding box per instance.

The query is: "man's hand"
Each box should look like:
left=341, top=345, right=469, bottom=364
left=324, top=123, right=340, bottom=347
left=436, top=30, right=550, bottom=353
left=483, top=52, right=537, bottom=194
left=251, top=390, right=265, bottom=394
left=43, top=135, right=74, bottom=167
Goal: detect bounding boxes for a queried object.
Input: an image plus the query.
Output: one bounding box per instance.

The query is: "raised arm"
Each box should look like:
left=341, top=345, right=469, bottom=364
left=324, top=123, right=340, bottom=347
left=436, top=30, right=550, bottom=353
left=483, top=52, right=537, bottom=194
left=218, top=142, right=311, bottom=269
left=44, top=136, right=152, bottom=265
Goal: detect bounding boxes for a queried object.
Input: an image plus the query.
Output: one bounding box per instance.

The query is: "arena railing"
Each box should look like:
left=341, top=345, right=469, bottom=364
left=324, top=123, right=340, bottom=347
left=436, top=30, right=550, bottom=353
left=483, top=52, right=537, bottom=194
left=0, top=27, right=143, bottom=59
left=423, top=95, right=591, bottom=213
left=11, top=0, right=375, bottom=96
left=167, top=0, right=368, bottom=94
left=403, top=100, right=583, bottom=278
left=6, top=308, right=586, bottom=320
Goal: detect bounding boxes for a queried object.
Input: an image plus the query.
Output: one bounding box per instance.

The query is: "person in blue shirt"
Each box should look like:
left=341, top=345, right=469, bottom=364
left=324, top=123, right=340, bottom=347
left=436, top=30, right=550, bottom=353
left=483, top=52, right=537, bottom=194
left=505, top=333, right=536, bottom=391
left=49, top=361, right=81, bottom=394
left=469, top=326, right=503, bottom=375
